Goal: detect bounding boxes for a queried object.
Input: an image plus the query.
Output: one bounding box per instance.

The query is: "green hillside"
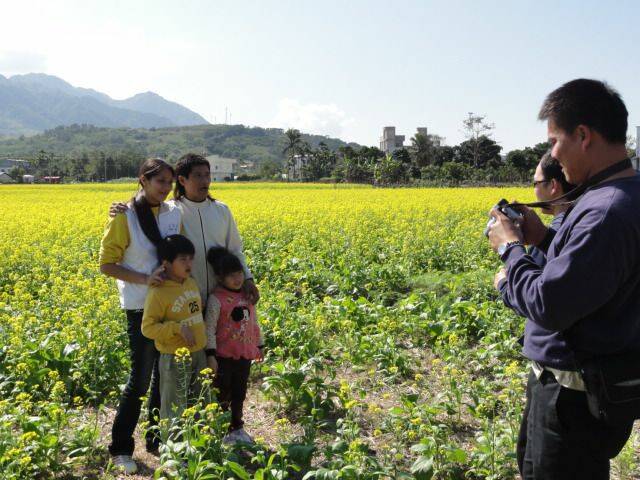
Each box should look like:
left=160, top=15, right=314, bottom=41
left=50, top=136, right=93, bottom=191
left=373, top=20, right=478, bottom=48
left=0, top=124, right=357, bottom=166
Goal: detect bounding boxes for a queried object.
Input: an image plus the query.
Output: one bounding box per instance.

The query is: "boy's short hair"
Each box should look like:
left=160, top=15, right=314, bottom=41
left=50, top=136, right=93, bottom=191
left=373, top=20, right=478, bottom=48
left=540, top=151, right=574, bottom=193
left=157, top=234, right=195, bottom=263
left=207, top=247, right=243, bottom=278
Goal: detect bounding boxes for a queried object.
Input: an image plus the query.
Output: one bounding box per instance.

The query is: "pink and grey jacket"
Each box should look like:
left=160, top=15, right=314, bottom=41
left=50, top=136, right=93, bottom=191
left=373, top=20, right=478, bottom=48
left=204, top=287, right=263, bottom=360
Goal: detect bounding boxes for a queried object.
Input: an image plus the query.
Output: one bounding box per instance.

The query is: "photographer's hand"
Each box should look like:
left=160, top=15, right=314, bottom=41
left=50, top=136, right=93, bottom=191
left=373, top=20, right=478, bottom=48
left=516, top=206, right=548, bottom=247
left=488, top=208, right=524, bottom=253
left=494, top=267, right=507, bottom=290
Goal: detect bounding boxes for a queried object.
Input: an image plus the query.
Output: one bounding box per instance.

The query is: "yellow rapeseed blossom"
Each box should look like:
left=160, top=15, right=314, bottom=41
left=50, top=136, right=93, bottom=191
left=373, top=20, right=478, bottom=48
left=175, top=347, right=191, bottom=359
left=181, top=406, right=198, bottom=418
left=275, top=418, right=290, bottom=427
left=505, top=361, right=521, bottom=376
left=19, top=431, right=38, bottom=445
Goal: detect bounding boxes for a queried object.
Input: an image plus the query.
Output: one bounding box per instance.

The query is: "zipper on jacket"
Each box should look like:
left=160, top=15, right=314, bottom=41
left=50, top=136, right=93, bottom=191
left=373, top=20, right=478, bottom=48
left=197, top=209, right=209, bottom=295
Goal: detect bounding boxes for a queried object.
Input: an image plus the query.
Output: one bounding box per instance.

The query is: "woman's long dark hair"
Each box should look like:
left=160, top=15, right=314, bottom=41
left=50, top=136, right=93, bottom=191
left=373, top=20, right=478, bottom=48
left=132, top=158, right=175, bottom=246
left=173, top=153, right=214, bottom=201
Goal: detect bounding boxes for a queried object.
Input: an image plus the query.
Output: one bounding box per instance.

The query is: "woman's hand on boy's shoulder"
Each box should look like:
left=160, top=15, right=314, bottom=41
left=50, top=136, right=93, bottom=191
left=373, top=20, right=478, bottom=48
left=243, top=278, right=260, bottom=305
left=109, top=201, right=128, bottom=218
left=146, top=265, right=166, bottom=287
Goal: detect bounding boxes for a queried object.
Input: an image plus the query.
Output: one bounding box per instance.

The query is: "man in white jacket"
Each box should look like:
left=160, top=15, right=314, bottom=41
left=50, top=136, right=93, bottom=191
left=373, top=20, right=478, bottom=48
left=172, top=153, right=258, bottom=304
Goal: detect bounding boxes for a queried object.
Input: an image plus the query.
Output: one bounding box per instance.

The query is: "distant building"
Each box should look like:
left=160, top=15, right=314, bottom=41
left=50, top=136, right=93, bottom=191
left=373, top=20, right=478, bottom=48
left=23, top=175, right=35, bottom=184
left=0, top=159, right=30, bottom=174
left=0, top=172, right=16, bottom=184
left=287, top=154, right=305, bottom=180
left=380, top=127, right=429, bottom=154
left=380, top=127, right=405, bottom=154
left=206, top=155, right=237, bottom=181
left=236, top=161, right=255, bottom=175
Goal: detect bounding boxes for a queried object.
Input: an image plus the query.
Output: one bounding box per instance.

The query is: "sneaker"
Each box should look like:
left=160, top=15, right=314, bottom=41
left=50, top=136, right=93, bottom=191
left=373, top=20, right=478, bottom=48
left=234, top=428, right=255, bottom=444
left=222, top=430, right=241, bottom=445
left=112, top=455, right=138, bottom=474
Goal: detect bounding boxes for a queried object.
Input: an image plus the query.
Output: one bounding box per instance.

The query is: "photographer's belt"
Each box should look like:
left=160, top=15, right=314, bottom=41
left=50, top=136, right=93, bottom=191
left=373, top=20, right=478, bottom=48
left=510, top=157, right=633, bottom=210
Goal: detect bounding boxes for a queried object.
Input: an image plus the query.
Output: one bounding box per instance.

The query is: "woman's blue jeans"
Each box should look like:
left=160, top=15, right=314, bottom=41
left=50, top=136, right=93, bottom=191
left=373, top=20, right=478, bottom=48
left=108, top=310, right=160, bottom=456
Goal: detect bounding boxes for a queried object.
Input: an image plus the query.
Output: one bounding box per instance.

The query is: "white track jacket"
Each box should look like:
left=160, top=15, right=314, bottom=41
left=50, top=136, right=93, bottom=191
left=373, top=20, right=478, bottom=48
left=172, top=197, right=252, bottom=302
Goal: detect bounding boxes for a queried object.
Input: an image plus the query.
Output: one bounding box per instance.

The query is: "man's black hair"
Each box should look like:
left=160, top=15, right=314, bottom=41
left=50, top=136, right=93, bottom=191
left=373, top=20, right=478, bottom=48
left=157, top=234, right=195, bottom=263
left=173, top=153, right=213, bottom=200
left=538, top=79, right=628, bottom=144
left=207, top=247, right=243, bottom=278
left=540, top=151, right=574, bottom=193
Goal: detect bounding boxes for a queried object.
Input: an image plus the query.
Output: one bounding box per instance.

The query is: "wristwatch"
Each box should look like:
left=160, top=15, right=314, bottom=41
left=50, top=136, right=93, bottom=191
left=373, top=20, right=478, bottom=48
left=497, top=240, right=524, bottom=257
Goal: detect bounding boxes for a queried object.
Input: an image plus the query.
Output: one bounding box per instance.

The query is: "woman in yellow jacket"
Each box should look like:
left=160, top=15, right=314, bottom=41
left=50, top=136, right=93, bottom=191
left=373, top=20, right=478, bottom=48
left=99, top=158, right=181, bottom=475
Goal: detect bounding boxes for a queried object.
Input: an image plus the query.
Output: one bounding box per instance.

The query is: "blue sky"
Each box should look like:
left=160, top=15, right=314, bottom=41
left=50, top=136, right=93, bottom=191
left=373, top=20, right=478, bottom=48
left=1, top=0, right=639, bottom=151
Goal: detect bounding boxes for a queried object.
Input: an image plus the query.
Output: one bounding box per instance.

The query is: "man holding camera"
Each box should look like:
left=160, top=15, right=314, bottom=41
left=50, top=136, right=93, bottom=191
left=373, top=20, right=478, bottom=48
left=488, top=79, right=640, bottom=479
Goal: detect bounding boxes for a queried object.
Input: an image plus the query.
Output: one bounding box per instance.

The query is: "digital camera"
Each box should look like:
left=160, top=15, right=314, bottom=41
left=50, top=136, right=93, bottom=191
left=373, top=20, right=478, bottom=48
left=483, top=199, right=523, bottom=237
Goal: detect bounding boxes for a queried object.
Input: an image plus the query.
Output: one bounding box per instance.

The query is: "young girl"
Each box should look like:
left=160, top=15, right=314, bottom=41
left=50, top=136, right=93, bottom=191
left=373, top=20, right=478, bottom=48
left=99, top=158, right=181, bottom=474
left=204, top=247, right=264, bottom=444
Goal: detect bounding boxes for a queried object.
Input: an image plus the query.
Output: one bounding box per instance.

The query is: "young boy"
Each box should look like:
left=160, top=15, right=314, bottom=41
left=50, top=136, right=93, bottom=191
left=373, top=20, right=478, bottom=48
left=142, top=234, right=207, bottom=420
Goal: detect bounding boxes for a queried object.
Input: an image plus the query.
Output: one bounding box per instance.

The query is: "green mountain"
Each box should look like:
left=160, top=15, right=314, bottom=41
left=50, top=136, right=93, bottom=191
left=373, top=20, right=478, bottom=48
left=0, top=124, right=357, bottom=167
left=0, top=73, right=208, bottom=136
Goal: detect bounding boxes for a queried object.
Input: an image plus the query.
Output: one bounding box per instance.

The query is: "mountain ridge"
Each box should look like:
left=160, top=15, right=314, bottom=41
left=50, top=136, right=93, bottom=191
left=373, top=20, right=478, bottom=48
left=0, top=73, right=209, bottom=136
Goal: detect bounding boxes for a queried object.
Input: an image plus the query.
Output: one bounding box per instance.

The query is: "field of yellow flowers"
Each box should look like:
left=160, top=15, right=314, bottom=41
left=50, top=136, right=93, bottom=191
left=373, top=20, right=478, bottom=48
left=0, top=183, right=637, bottom=479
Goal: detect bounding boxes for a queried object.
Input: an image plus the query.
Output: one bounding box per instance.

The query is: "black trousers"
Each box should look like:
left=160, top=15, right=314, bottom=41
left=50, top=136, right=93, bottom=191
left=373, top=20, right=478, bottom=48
left=215, top=357, right=252, bottom=431
left=108, top=310, right=161, bottom=456
left=517, top=369, right=633, bottom=480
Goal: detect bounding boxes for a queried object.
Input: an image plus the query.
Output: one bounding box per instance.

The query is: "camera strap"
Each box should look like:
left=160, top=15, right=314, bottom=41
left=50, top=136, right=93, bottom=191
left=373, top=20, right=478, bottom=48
left=509, top=157, right=633, bottom=210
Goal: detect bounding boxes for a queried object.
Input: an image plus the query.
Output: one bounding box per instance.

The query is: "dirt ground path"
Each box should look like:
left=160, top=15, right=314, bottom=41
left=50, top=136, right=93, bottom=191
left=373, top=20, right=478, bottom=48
left=94, top=386, right=283, bottom=479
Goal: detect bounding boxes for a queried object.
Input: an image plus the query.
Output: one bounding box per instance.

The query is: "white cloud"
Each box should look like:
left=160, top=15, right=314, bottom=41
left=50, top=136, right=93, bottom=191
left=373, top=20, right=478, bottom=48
left=0, top=51, right=47, bottom=76
left=271, top=98, right=355, bottom=138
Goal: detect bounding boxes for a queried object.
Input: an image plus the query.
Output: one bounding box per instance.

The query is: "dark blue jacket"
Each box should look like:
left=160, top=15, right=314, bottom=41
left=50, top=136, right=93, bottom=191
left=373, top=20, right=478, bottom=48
left=500, top=175, right=640, bottom=367
left=500, top=213, right=574, bottom=368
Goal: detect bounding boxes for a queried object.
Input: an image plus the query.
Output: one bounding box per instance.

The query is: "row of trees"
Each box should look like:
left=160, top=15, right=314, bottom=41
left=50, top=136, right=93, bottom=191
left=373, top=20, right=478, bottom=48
left=8, top=149, right=148, bottom=182
left=17, top=113, right=634, bottom=185
left=281, top=114, right=551, bottom=185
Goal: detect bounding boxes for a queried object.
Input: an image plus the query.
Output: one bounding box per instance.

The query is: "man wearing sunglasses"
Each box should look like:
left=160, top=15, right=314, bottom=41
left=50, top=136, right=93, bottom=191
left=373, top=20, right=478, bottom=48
left=496, top=152, right=573, bottom=474
left=528, top=153, right=574, bottom=264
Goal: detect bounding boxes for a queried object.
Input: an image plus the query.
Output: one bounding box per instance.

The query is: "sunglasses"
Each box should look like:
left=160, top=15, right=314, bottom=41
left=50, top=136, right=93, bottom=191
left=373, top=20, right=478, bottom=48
left=532, top=179, right=550, bottom=187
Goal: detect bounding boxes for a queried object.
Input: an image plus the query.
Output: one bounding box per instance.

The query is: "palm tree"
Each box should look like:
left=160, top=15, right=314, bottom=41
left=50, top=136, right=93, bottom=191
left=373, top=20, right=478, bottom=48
left=283, top=129, right=303, bottom=180
left=409, top=132, right=433, bottom=168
